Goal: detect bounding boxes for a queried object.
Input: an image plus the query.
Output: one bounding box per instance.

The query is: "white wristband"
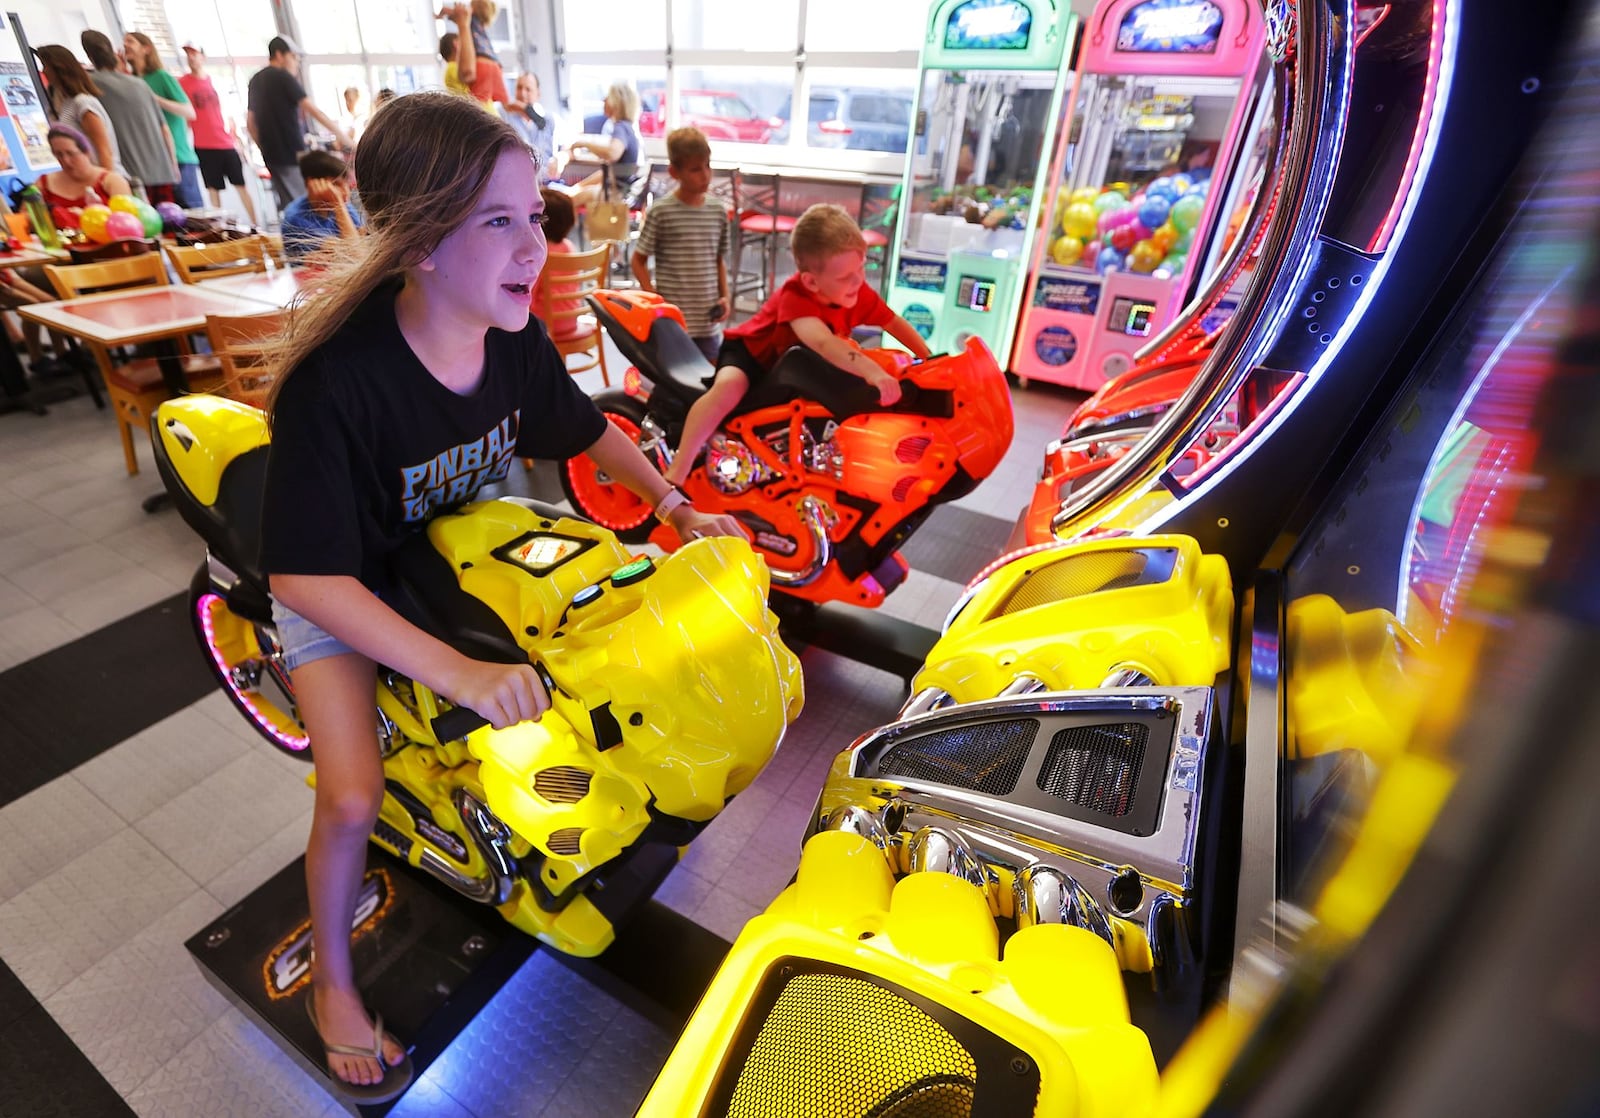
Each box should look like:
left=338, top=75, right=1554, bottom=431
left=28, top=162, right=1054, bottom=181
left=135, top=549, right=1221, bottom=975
left=653, top=486, right=691, bottom=524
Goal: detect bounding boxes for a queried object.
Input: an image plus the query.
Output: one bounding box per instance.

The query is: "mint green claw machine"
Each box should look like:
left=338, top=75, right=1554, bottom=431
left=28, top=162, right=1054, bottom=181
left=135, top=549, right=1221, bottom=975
left=887, top=0, right=1077, bottom=362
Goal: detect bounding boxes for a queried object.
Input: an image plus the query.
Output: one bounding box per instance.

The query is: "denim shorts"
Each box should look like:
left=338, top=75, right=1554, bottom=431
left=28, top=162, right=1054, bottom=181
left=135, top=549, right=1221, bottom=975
left=270, top=599, right=358, bottom=673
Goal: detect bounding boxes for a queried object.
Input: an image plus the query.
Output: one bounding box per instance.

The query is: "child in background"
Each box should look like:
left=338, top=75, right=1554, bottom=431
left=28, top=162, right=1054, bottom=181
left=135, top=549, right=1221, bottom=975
left=530, top=187, right=581, bottom=340
left=664, top=203, right=932, bottom=486
left=630, top=127, right=728, bottom=364
left=280, top=149, right=363, bottom=265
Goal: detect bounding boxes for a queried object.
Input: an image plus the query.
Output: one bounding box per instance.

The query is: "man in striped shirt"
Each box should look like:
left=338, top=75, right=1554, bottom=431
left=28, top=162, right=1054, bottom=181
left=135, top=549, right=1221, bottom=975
left=631, top=128, right=730, bottom=364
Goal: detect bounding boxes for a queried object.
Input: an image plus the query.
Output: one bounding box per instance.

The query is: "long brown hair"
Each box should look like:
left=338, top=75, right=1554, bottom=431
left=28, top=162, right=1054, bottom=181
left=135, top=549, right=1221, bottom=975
left=35, top=45, right=99, bottom=102
left=266, top=91, right=529, bottom=419
left=126, top=31, right=163, bottom=74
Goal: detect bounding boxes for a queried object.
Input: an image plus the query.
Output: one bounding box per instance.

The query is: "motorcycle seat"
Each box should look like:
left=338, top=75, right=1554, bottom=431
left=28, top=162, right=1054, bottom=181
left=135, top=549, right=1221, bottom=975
left=600, top=308, right=711, bottom=408
left=156, top=440, right=273, bottom=597
left=389, top=531, right=528, bottom=666
left=731, top=346, right=955, bottom=422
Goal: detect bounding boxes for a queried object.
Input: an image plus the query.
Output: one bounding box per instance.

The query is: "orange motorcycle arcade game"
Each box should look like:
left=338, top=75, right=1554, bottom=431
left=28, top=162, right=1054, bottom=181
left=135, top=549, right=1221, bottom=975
left=563, top=290, right=1014, bottom=611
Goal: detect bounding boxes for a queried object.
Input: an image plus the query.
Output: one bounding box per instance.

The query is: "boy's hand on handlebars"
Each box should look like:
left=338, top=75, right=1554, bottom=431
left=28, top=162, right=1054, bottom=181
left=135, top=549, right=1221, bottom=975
left=868, top=368, right=903, bottom=406
left=444, top=660, right=550, bottom=729
left=670, top=505, right=749, bottom=543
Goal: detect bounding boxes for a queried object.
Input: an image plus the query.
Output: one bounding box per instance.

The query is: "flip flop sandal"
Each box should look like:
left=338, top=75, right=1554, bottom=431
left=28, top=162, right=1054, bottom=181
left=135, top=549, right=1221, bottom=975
left=306, top=996, right=414, bottom=1104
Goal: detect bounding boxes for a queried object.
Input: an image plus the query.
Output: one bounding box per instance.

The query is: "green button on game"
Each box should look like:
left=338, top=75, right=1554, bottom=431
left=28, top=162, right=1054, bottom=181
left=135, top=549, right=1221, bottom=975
left=610, top=557, right=656, bottom=587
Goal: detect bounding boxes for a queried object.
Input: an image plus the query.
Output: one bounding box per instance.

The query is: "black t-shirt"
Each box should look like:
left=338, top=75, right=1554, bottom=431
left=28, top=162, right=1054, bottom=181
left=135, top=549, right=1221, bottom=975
left=247, top=65, right=307, bottom=165
left=260, top=281, right=608, bottom=592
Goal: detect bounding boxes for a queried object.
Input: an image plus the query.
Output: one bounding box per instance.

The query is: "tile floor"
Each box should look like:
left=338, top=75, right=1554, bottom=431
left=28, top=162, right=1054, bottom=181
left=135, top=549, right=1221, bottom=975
left=0, top=331, right=1082, bottom=1116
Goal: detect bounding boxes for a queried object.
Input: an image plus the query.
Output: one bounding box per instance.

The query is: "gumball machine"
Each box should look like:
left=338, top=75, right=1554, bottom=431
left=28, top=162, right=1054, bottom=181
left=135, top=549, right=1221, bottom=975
left=1013, top=0, right=1267, bottom=389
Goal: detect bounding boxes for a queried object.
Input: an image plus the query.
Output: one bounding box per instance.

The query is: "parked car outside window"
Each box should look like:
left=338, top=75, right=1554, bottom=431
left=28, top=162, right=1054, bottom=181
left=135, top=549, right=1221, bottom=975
left=637, top=84, right=783, bottom=144
left=774, top=86, right=915, bottom=153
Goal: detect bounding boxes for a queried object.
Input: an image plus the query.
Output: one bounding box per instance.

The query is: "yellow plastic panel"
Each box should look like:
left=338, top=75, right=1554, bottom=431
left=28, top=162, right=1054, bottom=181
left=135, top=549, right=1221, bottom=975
left=641, top=831, right=1159, bottom=1118
left=917, top=534, right=1233, bottom=701
left=1285, top=594, right=1427, bottom=764
left=154, top=395, right=270, bottom=507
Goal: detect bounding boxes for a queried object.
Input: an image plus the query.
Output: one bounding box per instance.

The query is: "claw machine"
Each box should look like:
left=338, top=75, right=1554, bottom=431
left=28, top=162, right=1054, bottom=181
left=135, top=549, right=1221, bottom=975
left=886, top=0, right=1077, bottom=361
left=1013, top=0, right=1267, bottom=388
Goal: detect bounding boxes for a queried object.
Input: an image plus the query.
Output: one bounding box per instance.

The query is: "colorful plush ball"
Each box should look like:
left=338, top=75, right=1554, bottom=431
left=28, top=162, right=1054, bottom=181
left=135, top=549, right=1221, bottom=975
left=104, top=211, right=144, bottom=241
left=1050, top=234, right=1084, bottom=266
left=1171, top=173, right=1193, bottom=195
left=1138, top=196, right=1172, bottom=231
left=106, top=194, right=142, bottom=216
left=1173, top=224, right=1196, bottom=253
left=1169, top=193, right=1205, bottom=234
left=1092, top=190, right=1128, bottom=215
left=1109, top=224, right=1140, bottom=253
left=1128, top=238, right=1164, bottom=274
left=79, top=204, right=113, bottom=244
left=1152, top=222, right=1179, bottom=252
left=1164, top=251, right=1189, bottom=275
left=1095, top=246, right=1125, bottom=274
left=134, top=200, right=163, bottom=238
left=1061, top=201, right=1098, bottom=240
left=155, top=201, right=186, bottom=229
left=1145, top=176, right=1177, bottom=202
left=1069, top=186, right=1100, bottom=206
left=1128, top=220, right=1154, bottom=243
left=1083, top=239, right=1102, bottom=260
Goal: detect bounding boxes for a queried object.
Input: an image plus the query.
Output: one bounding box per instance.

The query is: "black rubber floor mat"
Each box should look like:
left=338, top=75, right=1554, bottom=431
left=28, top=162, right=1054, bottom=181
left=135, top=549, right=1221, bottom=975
left=0, top=593, right=214, bottom=810
left=0, top=959, right=135, bottom=1118
left=899, top=504, right=1015, bottom=586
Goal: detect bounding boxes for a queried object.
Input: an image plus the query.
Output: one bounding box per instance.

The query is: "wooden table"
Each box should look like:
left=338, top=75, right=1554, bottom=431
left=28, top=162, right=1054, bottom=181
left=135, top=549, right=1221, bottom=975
left=19, top=283, right=278, bottom=394
left=0, top=241, right=70, bottom=269
left=201, top=267, right=317, bottom=308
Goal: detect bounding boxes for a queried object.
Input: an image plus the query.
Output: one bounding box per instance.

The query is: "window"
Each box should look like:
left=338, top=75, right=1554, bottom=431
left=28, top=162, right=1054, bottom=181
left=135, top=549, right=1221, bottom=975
left=562, top=0, right=666, bottom=52
left=672, top=0, right=799, bottom=51
left=805, top=0, right=926, bottom=52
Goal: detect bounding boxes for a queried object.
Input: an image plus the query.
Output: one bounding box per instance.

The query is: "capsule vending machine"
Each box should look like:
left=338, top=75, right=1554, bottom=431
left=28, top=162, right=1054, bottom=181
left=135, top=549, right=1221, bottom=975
left=1013, top=0, right=1266, bottom=388
left=887, top=0, right=1077, bottom=361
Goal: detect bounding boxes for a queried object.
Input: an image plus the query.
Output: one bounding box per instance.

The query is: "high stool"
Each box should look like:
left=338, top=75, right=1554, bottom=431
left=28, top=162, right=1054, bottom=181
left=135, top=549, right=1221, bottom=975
left=859, top=187, right=900, bottom=297
left=730, top=170, right=793, bottom=306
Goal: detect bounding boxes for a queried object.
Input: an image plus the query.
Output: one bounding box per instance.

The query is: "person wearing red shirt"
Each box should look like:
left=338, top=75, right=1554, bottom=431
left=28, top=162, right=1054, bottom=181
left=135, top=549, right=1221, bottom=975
left=665, top=204, right=933, bottom=485
left=178, top=43, right=256, bottom=225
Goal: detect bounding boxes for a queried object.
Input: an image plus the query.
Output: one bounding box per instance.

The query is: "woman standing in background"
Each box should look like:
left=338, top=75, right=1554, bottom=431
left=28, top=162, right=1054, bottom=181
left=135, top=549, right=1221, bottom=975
left=123, top=32, right=202, bottom=209
left=34, top=45, right=125, bottom=179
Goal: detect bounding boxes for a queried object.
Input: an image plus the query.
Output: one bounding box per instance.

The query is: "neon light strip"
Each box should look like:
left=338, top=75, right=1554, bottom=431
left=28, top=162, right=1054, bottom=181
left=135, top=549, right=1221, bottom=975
left=1130, top=0, right=1459, bottom=538
left=1368, top=0, right=1445, bottom=253
left=1178, top=369, right=1307, bottom=488
left=198, top=592, right=310, bottom=752
left=1394, top=273, right=1563, bottom=627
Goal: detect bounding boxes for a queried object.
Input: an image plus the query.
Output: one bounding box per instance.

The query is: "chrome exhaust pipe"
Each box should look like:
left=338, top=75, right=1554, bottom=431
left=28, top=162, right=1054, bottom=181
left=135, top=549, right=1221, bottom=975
left=899, top=686, right=955, bottom=719
left=449, top=788, right=517, bottom=906
left=999, top=674, right=1048, bottom=697
left=766, top=496, right=833, bottom=588
left=906, top=825, right=988, bottom=890
left=1013, top=864, right=1114, bottom=948
left=1100, top=664, right=1156, bottom=687
left=822, top=803, right=890, bottom=850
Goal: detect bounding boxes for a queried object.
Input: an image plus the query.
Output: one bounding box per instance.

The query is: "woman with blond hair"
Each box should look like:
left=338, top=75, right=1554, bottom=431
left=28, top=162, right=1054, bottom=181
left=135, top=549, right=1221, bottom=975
left=258, top=91, right=739, bottom=1102
left=557, top=81, right=642, bottom=210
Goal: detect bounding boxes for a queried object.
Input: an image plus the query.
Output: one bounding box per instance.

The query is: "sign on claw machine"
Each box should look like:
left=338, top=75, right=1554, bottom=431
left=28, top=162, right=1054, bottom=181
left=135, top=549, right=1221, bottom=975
left=887, top=0, right=1077, bottom=363
left=1013, top=0, right=1266, bottom=389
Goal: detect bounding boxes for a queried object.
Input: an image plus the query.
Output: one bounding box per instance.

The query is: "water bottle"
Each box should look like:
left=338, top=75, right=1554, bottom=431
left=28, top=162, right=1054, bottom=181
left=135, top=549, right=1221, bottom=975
left=18, top=185, right=60, bottom=250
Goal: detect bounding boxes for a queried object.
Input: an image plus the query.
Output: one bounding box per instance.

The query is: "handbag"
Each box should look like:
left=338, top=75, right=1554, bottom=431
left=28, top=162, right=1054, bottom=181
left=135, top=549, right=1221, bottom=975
left=584, top=164, right=630, bottom=242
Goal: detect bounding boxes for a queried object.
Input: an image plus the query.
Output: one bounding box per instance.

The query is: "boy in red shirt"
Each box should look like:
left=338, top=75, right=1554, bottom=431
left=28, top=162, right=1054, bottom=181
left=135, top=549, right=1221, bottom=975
left=665, top=204, right=932, bottom=485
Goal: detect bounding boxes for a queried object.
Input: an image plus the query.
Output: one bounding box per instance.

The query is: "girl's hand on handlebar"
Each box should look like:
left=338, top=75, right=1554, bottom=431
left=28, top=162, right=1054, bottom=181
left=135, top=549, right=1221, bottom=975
left=670, top=506, right=749, bottom=542
left=444, top=660, right=550, bottom=729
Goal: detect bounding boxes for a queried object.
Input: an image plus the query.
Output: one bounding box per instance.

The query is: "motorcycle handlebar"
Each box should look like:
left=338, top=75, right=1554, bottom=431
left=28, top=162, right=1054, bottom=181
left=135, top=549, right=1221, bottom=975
left=429, top=663, right=557, bottom=743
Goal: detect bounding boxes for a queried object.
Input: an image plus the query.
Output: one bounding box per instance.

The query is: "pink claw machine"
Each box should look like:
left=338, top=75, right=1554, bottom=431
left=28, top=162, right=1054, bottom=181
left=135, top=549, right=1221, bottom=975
left=1013, top=0, right=1267, bottom=389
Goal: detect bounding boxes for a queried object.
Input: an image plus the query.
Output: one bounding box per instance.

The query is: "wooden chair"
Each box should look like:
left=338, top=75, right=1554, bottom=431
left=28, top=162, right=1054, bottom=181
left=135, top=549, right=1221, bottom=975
left=262, top=233, right=287, bottom=269
left=532, top=244, right=611, bottom=386
left=43, top=253, right=225, bottom=476
left=66, top=238, right=162, bottom=265
left=204, top=310, right=286, bottom=410
left=163, top=235, right=271, bottom=284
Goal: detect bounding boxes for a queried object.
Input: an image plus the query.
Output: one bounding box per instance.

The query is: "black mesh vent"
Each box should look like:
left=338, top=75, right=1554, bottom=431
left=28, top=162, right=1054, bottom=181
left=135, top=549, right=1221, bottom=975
left=874, top=719, right=1036, bottom=796
left=992, top=548, right=1172, bottom=616
left=1037, top=723, right=1148, bottom=818
left=546, top=827, right=583, bottom=856
left=723, top=972, right=977, bottom=1118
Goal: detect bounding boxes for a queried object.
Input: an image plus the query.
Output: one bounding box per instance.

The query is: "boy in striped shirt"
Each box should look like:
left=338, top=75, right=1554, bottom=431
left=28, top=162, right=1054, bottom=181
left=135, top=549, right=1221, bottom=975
left=631, top=127, right=730, bottom=364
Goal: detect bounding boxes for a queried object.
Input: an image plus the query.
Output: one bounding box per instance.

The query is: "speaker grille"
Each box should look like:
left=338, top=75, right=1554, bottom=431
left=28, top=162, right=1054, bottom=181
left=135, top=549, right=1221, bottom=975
left=1037, top=722, right=1148, bottom=818
left=993, top=549, right=1164, bottom=616
left=722, top=971, right=978, bottom=1118
left=546, top=827, right=583, bottom=856
left=534, top=766, right=592, bottom=803
left=875, top=719, right=1036, bottom=796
